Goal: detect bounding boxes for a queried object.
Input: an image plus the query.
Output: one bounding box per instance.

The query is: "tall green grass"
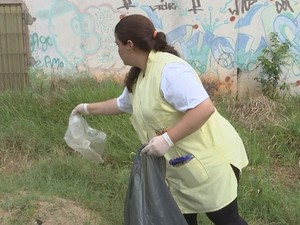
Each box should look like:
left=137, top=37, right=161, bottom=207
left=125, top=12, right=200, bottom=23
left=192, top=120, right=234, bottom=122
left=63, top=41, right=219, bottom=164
left=0, top=76, right=299, bottom=225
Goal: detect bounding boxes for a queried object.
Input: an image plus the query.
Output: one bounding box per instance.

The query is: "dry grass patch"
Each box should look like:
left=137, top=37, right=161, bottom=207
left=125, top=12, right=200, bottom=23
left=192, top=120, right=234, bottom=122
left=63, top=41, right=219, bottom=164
left=31, top=197, right=105, bottom=225
left=0, top=194, right=107, bottom=225
left=270, top=163, right=300, bottom=187
left=0, top=154, right=33, bottom=174
left=224, top=95, right=283, bottom=130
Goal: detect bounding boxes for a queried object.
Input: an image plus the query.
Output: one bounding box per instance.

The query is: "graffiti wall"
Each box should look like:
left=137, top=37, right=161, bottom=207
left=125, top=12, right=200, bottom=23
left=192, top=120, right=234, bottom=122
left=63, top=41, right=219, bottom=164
left=24, top=0, right=300, bottom=96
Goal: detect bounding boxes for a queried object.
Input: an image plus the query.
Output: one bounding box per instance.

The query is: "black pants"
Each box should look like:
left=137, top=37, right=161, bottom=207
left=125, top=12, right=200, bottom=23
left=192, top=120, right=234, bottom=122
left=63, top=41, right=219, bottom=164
left=183, top=165, right=248, bottom=225
left=184, top=198, right=248, bottom=225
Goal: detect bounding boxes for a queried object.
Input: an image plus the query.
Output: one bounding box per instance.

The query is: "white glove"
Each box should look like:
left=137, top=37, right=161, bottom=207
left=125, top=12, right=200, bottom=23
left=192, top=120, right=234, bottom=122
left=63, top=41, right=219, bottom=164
left=71, top=103, right=89, bottom=115
left=141, top=133, right=174, bottom=157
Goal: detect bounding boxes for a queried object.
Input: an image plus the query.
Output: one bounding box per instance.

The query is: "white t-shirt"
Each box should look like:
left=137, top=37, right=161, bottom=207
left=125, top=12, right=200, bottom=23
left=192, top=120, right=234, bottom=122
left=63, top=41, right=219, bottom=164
left=117, top=62, right=209, bottom=113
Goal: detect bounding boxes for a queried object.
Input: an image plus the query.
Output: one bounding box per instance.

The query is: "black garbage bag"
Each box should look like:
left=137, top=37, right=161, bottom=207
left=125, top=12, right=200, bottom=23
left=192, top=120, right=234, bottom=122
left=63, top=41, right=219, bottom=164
left=124, top=145, right=188, bottom=225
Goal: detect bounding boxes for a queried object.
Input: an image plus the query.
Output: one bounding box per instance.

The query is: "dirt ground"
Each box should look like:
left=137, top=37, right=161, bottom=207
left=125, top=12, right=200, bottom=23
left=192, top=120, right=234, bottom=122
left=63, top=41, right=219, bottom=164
left=0, top=154, right=107, bottom=225
left=0, top=196, right=106, bottom=225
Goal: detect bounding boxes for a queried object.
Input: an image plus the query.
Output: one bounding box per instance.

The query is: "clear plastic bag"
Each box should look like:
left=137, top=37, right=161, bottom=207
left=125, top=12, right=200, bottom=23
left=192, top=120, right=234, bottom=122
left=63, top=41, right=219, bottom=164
left=64, top=114, right=106, bottom=163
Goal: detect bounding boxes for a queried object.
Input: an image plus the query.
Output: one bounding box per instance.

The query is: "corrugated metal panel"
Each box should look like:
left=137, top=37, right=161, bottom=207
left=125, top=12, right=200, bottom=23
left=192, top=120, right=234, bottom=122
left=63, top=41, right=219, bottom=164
left=0, top=4, right=28, bottom=91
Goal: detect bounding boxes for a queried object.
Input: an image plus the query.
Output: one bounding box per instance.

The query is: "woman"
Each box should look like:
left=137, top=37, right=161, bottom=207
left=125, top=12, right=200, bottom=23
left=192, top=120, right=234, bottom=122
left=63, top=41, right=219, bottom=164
left=72, top=14, right=249, bottom=225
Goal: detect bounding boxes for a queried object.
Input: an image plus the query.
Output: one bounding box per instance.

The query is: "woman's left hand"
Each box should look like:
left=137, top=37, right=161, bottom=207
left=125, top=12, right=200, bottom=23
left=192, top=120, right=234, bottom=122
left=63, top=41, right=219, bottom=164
left=141, top=134, right=173, bottom=157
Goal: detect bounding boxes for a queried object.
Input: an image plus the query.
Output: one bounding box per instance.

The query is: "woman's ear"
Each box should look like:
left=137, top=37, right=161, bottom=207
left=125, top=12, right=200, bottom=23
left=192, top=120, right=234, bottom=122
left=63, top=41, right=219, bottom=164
left=127, top=40, right=134, bottom=50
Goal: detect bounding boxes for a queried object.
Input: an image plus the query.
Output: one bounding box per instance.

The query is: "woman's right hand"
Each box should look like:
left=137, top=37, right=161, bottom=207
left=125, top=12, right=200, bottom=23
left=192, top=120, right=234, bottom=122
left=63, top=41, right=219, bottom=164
left=71, top=103, right=89, bottom=115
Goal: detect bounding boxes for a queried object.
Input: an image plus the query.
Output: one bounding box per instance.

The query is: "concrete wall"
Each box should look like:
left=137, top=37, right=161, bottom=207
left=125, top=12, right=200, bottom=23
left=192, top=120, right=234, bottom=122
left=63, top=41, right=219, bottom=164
left=21, top=0, right=300, bottom=96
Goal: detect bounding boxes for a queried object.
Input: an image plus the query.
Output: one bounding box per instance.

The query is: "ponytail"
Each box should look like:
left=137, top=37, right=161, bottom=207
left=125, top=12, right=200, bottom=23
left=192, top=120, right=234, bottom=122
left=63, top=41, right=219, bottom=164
left=153, top=32, right=179, bottom=57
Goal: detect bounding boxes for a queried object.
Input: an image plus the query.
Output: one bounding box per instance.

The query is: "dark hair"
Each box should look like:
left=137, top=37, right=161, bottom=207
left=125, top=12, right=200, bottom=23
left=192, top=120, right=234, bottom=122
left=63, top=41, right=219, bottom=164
left=115, top=14, right=179, bottom=92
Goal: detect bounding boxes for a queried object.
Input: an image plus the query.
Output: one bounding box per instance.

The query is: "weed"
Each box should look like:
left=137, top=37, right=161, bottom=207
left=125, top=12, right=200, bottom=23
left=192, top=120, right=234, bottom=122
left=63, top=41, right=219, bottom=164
left=255, top=32, right=292, bottom=99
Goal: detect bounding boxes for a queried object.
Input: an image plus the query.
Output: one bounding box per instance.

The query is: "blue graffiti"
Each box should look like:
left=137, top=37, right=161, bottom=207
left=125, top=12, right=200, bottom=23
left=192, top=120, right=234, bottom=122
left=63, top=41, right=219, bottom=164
left=33, top=56, right=64, bottom=70
left=274, top=13, right=300, bottom=54
left=30, top=33, right=53, bottom=52
left=274, top=13, right=300, bottom=76
left=166, top=23, right=267, bottom=73
left=35, top=0, right=101, bottom=67
left=141, top=5, right=164, bottom=29
left=235, top=3, right=267, bottom=28
left=211, top=33, right=267, bottom=71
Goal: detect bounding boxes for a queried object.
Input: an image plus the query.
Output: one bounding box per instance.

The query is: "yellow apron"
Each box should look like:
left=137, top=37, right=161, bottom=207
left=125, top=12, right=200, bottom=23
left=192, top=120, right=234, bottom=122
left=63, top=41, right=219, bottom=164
left=129, top=51, right=249, bottom=213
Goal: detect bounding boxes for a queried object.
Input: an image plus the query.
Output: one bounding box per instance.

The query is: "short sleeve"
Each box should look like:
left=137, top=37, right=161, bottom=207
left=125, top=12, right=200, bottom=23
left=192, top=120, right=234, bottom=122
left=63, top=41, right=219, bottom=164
left=161, top=63, right=209, bottom=112
left=117, top=87, right=133, bottom=113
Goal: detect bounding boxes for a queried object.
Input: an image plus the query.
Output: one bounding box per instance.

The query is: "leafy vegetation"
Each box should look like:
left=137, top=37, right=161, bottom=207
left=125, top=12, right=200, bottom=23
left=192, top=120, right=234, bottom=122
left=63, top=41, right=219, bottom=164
left=256, top=32, right=292, bottom=99
left=0, top=76, right=299, bottom=225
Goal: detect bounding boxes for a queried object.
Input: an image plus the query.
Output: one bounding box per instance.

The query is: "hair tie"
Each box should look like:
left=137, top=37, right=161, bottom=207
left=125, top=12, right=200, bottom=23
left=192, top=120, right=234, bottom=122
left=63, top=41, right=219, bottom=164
left=153, top=30, right=158, bottom=39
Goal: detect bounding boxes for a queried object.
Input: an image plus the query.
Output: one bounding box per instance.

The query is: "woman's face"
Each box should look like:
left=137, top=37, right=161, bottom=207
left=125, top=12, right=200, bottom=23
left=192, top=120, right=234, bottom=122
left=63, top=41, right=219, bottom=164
left=115, top=34, right=131, bottom=66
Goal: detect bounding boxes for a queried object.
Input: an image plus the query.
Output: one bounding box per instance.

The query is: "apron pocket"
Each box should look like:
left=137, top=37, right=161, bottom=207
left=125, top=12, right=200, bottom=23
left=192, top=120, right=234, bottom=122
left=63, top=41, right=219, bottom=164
left=169, top=157, right=208, bottom=188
